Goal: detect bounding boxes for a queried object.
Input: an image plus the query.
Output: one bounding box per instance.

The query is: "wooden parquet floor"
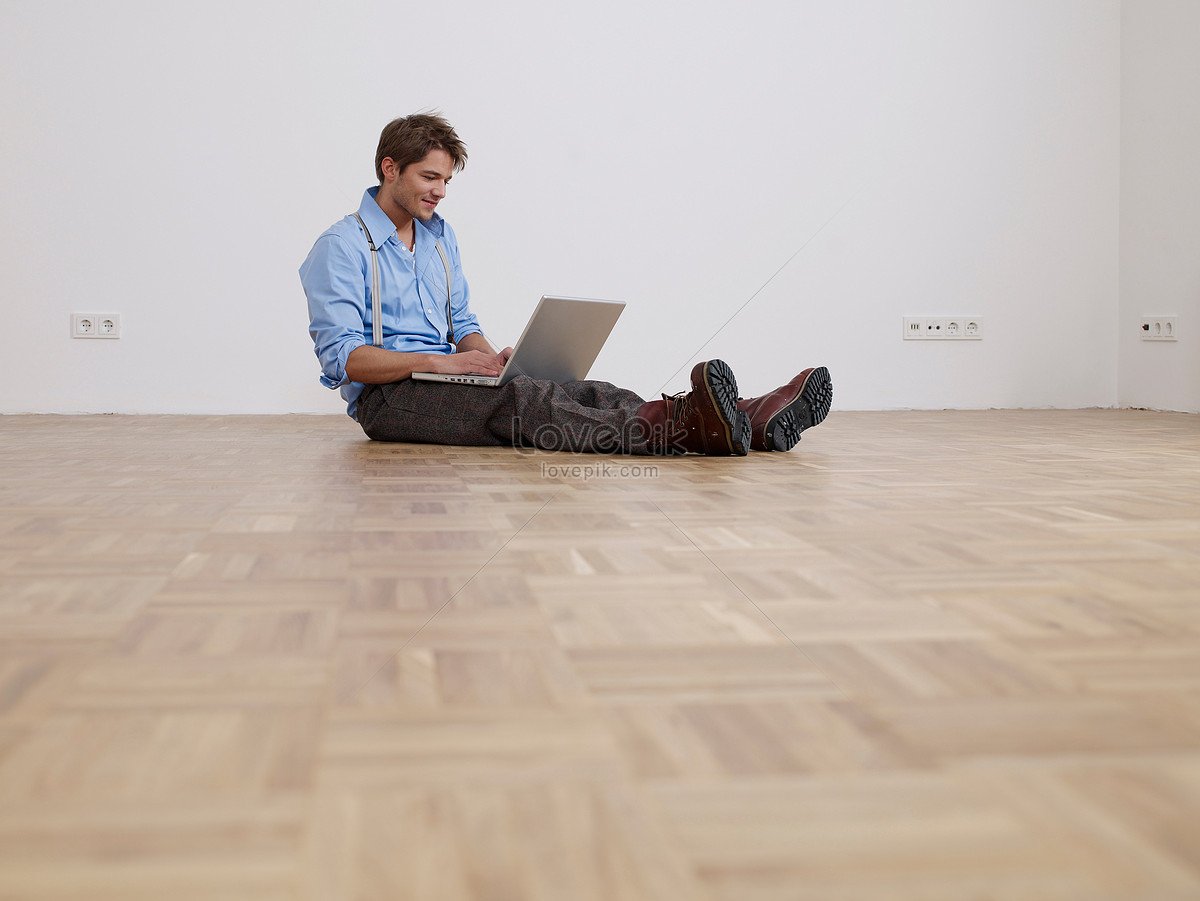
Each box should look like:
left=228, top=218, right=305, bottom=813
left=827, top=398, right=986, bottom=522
left=1, top=409, right=1199, bottom=900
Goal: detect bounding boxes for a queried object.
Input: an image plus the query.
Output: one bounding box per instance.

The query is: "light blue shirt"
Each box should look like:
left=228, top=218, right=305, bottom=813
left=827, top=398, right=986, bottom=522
left=299, top=186, right=482, bottom=419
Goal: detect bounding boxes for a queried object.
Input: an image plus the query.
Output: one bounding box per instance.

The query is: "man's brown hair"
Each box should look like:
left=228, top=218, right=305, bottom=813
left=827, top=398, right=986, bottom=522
left=375, top=113, right=468, bottom=182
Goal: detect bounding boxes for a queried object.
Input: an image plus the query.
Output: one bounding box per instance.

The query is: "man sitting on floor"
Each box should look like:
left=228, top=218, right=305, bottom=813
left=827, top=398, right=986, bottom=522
left=300, top=113, right=832, bottom=456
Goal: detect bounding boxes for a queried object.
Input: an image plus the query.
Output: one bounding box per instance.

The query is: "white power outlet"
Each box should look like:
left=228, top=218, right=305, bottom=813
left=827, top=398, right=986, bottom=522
left=1141, top=316, right=1178, bottom=341
left=903, top=317, right=982, bottom=340
left=72, top=313, right=121, bottom=339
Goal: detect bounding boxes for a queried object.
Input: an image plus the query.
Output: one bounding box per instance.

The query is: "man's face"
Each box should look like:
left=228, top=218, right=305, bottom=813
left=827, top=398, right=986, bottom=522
left=381, top=148, right=453, bottom=223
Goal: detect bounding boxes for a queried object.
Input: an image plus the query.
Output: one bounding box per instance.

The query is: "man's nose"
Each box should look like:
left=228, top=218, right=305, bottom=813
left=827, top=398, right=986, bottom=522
left=432, top=181, right=447, bottom=198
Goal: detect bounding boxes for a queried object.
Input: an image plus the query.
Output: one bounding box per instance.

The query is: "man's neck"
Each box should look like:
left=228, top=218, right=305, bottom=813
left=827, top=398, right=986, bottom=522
left=394, top=218, right=415, bottom=250
left=374, top=193, right=416, bottom=249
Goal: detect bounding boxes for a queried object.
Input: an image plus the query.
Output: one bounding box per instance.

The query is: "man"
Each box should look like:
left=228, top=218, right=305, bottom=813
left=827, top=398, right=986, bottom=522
left=300, top=113, right=832, bottom=456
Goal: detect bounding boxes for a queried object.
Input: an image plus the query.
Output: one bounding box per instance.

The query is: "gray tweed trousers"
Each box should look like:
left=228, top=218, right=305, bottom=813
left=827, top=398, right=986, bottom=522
left=356, top=375, right=654, bottom=455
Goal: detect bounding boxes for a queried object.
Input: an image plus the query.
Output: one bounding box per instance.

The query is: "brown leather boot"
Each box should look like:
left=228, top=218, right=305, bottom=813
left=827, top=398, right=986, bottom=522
left=737, top=366, right=833, bottom=451
left=636, top=360, right=750, bottom=456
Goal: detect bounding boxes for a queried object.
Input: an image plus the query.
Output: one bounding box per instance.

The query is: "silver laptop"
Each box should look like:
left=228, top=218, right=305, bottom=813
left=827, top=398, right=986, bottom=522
left=411, top=295, right=625, bottom=387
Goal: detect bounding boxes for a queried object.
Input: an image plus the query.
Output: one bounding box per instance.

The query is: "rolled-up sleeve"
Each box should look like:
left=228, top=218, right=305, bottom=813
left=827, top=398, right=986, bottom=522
left=299, top=234, right=367, bottom=389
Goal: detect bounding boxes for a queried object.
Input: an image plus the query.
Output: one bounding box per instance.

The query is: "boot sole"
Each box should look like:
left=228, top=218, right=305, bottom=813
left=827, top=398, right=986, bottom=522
left=763, top=366, right=833, bottom=452
left=697, top=360, right=750, bottom=456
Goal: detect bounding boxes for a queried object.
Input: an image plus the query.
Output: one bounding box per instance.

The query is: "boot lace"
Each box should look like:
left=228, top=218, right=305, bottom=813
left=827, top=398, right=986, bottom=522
left=663, top=391, right=691, bottom=432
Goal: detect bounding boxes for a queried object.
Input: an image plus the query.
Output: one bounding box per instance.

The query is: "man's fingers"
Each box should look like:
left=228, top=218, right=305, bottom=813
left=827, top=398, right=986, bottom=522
left=462, top=351, right=501, bottom=376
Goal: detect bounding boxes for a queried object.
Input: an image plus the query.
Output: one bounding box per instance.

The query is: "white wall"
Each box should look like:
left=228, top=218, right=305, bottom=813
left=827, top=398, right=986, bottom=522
left=0, top=0, right=1121, bottom=414
left=1119, top=0, right=1200, bottom=413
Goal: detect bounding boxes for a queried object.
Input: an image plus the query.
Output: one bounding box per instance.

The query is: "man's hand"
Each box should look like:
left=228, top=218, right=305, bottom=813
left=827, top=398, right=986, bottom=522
left=447, top=334, right=514, bottom=376
left=430, top=349, right=506, bottom=377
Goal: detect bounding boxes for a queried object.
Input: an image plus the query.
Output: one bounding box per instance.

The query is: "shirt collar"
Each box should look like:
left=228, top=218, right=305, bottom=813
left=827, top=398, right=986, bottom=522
left=357, top=186, right=398, bottom=248
left=359, top=185, right=446, bottom=247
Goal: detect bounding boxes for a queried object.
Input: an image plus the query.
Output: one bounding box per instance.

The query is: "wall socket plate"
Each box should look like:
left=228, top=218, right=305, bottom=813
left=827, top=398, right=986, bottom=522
left=72, top=313, right=121, bottom=339
left=902, top=317, right=982, bottom=340
left=1141, top=316, right=1178, bottom=341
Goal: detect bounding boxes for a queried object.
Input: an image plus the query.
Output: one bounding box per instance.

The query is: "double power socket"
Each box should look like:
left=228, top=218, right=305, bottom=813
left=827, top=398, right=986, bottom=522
left=902, top=317, right=982, bottom=340
left=1141, top=316, right=1178, bottom=341
left=71, top=314, right=122, bottom=339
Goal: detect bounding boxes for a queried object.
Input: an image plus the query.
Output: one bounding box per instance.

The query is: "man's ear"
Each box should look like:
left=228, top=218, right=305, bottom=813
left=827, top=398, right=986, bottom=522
left=380, top=157, right=400, bottom=182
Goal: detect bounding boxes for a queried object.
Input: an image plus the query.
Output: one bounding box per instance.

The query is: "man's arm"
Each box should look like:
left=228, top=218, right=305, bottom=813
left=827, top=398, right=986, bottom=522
left=345, top=342, right=508, bottom=384
left=454, top=332, right=493, bottom=356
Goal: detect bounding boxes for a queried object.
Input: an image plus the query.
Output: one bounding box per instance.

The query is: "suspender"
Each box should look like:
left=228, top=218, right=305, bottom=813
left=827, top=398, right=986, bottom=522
left=351, top=212, right=455, bottom=348
left=351, top=213, right=383, bottom=347
left=434, top=242, right=455, bottom=345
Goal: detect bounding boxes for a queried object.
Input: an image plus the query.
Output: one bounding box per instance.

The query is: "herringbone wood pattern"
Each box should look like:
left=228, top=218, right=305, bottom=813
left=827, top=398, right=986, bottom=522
left=1, top=410, right=1199, bottom=900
